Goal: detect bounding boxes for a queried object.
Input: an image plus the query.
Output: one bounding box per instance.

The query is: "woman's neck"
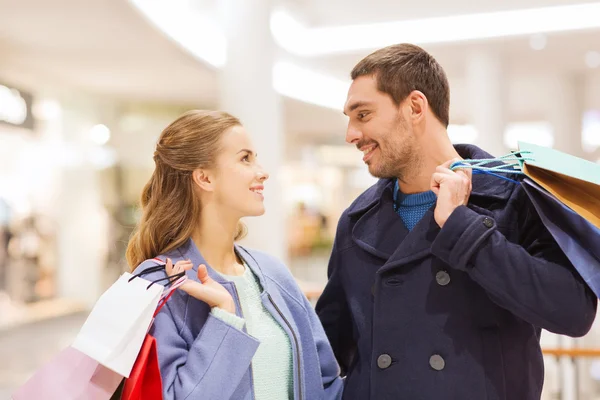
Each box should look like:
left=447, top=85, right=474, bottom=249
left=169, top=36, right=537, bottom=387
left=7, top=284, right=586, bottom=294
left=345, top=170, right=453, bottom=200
left=191, top=209, right=244, bottom=276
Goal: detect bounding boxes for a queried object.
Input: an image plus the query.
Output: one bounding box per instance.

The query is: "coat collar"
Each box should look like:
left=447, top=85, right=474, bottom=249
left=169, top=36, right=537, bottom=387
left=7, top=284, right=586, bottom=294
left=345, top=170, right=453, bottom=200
left=347, top=143, right=517, bottom=218
left=346, top=143, right=517, bottom=265
left=168, top=238, right=270, bottom=291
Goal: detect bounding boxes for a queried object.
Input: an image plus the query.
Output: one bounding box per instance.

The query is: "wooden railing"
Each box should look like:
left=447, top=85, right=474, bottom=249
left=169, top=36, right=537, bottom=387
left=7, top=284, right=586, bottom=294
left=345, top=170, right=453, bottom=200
left=542, top=348, right=600, bottom=357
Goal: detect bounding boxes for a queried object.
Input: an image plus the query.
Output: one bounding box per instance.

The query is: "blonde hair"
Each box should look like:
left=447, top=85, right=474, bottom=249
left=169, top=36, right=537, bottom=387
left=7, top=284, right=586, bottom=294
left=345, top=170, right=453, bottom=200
left=126, top=110, right=247, bottom=270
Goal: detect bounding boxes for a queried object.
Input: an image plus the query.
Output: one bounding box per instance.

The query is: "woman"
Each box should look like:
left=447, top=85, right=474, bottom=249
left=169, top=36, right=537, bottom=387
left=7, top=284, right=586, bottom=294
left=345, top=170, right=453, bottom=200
left=126, top=110, right=343, bottom=400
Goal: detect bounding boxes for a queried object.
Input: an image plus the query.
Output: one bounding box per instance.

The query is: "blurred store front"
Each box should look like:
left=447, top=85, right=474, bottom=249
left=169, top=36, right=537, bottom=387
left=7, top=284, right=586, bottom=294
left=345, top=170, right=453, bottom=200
left=0, top=78, right=197, bottom=330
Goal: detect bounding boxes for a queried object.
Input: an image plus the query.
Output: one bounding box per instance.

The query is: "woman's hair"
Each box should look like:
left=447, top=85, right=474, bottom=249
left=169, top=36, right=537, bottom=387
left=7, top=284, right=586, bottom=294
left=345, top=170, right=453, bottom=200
left=126, top=110, right=247, bottom=270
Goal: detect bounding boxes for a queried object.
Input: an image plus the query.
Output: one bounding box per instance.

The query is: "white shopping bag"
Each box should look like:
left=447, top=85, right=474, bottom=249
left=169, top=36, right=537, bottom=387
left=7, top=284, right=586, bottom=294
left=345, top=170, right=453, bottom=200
left=71, top=272, right=164, bottom=378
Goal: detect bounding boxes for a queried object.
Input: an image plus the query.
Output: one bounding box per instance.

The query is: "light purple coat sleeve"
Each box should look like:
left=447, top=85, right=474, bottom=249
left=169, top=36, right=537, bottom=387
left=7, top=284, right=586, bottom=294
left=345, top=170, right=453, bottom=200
left=151, top=301, right=259, bottom=399
left=301, top=294, right=344, bottom=399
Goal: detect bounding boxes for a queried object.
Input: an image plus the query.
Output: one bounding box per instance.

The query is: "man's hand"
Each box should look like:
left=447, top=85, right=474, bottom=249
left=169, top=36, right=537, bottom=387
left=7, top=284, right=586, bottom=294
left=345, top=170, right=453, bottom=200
left=430, top=158, right=472, bottom=228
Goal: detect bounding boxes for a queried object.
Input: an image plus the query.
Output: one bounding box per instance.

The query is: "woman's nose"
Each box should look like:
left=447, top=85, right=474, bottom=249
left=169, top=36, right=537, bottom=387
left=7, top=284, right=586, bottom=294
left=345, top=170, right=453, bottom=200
left=258, top=170, right=269, bottom=181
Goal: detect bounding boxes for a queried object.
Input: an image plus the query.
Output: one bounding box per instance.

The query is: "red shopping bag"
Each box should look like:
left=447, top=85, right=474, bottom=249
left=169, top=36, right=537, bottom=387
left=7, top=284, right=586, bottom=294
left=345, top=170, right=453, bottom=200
left=120, top=334, right=163, bottom=400
left=120, top=261, right=185, bottom=400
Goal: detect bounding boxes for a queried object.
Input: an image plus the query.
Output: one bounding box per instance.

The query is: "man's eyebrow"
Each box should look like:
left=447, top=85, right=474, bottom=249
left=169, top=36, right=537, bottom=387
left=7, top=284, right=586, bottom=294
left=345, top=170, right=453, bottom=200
left=343, top=101, right=371, bottom=116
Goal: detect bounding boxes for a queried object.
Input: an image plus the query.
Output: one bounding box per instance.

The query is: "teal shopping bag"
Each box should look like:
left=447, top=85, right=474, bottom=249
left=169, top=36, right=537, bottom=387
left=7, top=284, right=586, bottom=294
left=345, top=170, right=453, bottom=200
left=517, top=141, right=600, bottom=229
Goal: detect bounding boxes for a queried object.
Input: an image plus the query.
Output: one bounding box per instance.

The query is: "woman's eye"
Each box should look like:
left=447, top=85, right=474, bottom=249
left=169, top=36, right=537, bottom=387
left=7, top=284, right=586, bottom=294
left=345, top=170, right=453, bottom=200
left=242, top=155, right=250, bottom=162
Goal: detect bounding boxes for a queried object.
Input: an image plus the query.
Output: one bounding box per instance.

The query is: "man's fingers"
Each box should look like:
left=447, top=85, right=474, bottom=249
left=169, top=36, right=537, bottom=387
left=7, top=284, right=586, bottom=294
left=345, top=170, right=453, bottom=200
left=431, top=172, right=447, bottom=185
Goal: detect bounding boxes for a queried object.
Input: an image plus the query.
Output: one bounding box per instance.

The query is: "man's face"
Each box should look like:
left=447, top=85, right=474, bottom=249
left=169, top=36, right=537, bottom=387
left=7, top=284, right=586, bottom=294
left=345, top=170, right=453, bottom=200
left=343, top=75, right=418, bottom=180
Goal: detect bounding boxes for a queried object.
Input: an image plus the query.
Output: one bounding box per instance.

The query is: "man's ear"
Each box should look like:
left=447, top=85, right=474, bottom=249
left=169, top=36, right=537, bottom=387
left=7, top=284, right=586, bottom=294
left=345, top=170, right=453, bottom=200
left=407, top=90, right=428, bottom=124
left=192, top=169, right=214, bottom=192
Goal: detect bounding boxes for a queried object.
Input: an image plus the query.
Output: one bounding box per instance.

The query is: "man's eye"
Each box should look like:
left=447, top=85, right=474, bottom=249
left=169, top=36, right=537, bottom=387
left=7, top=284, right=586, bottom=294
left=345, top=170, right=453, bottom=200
left=358, top=112, right=367, bottom=119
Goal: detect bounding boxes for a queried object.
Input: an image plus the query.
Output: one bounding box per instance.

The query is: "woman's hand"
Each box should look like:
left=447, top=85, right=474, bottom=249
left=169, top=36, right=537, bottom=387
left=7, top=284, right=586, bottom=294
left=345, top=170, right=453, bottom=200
left=166, top=258, right=236, bottom=314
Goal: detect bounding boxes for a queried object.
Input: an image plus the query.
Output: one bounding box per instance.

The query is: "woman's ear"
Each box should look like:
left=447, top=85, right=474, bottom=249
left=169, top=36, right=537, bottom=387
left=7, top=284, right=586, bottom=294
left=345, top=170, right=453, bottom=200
left=192, top=169, right=214, bottom=192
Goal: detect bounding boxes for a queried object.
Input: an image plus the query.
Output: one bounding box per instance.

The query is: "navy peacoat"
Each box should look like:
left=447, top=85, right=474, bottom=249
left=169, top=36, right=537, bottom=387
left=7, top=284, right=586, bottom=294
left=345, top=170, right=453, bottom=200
left=316, top=144, right=597, bottom=400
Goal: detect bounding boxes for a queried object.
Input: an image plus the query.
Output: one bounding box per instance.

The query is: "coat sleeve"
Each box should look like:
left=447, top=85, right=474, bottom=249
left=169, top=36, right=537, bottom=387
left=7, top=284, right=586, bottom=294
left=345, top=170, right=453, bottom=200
left=316, top=233, right=357, bottom=375
left=431, top=202, right=597, bottom=337
left=151, top=300, right=260, bottom=400
left=301, top=289, right=344, bottom=399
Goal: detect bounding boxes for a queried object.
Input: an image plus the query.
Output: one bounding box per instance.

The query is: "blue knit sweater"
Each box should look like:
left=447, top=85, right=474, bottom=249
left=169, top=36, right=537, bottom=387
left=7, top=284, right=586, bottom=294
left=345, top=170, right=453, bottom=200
left=393, top=180, right=437, bottom=230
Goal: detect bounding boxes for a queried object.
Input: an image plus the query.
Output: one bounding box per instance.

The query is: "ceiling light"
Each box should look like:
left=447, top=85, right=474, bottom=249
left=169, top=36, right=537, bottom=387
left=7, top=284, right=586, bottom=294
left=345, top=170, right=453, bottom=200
left=273, top=61, right=350, bottom=110
left=128, top=0, right=226, bottom=67
left=272, top=3, right=600, bottom=56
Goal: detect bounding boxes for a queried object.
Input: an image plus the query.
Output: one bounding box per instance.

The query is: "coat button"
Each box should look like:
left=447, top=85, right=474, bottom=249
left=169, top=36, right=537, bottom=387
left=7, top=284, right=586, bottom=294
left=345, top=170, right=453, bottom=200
left=482, top=217, right=494, bottom=228
left=429, top=354, right=445, bottom=371
left=377, top=354, right=392, bottom=369
left=435, top=271, right=450, bottom=286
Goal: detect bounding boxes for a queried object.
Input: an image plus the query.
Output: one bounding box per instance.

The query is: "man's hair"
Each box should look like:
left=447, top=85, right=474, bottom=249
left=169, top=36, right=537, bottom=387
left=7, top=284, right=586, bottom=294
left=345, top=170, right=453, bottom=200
left=351, top=43, right=450, bottom=127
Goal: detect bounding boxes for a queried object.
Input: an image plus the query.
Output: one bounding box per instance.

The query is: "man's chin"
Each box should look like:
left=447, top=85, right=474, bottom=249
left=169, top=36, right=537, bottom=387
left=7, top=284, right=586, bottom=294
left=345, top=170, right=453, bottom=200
left=367, top=165, right=385, bottom=179
left=367, top=163, right=397, bottom=180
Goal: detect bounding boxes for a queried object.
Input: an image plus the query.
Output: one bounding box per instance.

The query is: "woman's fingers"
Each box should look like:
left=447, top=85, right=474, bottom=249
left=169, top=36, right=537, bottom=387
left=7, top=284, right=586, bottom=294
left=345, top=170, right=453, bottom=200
left=178, top=279, right=223, bottom=307
left=197, top=264, right=211, bottom=284
left=165, top=258, right=174, bottom=274
left=174, top=260, right=193, bottom=272
left=179, top=280, right=210, bottom=301
left=166, top=258, right=193, bottom=274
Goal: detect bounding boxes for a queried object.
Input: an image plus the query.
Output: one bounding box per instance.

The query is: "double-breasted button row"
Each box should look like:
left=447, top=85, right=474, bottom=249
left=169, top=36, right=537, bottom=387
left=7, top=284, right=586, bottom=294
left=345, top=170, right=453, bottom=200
left=376, top=353, right=446, bottom=371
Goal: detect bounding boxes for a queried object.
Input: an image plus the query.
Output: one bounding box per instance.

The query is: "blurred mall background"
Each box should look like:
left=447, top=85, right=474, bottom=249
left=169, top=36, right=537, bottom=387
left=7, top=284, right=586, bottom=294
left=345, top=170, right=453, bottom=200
left=1, top=0, right=600, bottom=398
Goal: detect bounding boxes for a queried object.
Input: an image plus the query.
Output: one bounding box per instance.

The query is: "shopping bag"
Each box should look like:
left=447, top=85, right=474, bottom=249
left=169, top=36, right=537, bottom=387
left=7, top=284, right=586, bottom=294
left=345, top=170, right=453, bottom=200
left=12, top=346, right=123, bottom=400
left=71, top=272, right=164, bottom=377
left=115, top=268, right=185, bottom=400
left=451, top=144, right=600, bottom=296
left=522, top=178, right=600, bottom=297
left=120, top=334, right=163, bottom=400
left=517, top=141, right=600, bottom=229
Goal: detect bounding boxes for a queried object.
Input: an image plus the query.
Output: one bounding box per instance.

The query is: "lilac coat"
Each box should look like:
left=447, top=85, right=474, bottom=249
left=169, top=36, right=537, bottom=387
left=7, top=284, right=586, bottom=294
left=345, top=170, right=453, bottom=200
left=132, top=239, right=343, bottom=400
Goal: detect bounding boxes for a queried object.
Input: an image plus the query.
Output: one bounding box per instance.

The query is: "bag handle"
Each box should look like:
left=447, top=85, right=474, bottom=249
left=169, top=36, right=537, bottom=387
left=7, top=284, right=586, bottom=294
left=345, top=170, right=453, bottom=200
left=154, top=275, right=188, bottom=317
left=449, top=151, right=534, bottom=184
left=129, top=257, right=185, bottom=290
left=130, top=257, right=189, bottom=317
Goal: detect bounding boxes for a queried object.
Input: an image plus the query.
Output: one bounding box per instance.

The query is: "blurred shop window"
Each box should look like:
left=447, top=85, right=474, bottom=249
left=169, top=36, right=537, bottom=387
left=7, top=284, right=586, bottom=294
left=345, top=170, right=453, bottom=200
left=504, top=121, right=554, bottom=149
left=288, top=202, right=326, bottom=257
left=7, top=214, right=56, bottom=303
left=447, top=124, right=478, bottom=144
left=583, top=110, right=600, bottom=153
left=0, top=198, right=12, bottom=294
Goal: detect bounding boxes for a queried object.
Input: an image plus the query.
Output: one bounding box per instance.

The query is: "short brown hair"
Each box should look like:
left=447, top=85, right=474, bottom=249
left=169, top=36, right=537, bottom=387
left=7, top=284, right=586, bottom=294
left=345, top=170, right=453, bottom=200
left=351, top=43, right=450, bottom=127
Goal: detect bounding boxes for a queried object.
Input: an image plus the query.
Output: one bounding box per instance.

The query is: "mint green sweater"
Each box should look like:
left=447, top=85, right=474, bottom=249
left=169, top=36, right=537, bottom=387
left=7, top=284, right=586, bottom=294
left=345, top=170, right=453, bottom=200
left=212, top=264, right=293, bottom=399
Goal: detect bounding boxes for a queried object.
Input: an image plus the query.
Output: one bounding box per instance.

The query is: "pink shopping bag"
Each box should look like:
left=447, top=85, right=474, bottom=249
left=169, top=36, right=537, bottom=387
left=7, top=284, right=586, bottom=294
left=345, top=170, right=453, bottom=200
left=12, top=345, right=123, bottom=400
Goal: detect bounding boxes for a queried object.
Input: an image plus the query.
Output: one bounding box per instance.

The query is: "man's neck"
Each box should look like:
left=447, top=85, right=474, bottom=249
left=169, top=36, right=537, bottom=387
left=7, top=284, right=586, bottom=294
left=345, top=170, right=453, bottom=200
left=398, top=128, right=460, bottom=194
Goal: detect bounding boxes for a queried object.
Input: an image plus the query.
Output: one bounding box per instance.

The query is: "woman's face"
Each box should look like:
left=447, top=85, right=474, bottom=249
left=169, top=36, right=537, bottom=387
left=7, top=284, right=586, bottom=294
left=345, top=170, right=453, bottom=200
left=207, top=125, right=269, bottom=217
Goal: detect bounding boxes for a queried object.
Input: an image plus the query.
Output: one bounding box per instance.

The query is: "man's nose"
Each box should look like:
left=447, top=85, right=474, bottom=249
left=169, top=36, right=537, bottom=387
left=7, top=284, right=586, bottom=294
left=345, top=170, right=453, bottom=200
left=346, top=124, right=362, bottom=144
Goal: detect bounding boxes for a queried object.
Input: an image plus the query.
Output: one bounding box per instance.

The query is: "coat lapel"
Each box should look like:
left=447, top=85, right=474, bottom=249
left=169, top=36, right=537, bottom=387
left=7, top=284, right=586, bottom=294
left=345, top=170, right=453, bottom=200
left=378, top=209, right=440, bottom=273
left=350, top=179, right=440, bottom=270
left=351, top=183, right=407, bottom=260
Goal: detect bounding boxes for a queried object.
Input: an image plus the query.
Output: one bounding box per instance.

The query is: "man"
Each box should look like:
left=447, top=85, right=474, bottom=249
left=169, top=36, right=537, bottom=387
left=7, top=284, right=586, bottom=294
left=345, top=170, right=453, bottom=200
left=315, top=43, right=597, bottom=400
